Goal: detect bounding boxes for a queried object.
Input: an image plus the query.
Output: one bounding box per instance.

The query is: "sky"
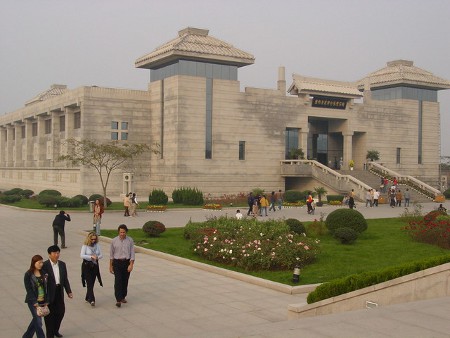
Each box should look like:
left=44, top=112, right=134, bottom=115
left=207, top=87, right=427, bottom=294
left=1, top=0, right=449, bottom=156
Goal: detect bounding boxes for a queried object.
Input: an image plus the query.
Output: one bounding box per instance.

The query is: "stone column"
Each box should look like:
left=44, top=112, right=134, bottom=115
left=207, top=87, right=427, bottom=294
left=5, top=125, right=14, bottom=167
left=24, top=118, right=34, bottom=167
left=51, top=110, right=62, bottom=166
left=37, top=115, right=47, bottom=166
left=0, top=126, right=6, bottom=165
left=343, top=132, right=354, bottom=169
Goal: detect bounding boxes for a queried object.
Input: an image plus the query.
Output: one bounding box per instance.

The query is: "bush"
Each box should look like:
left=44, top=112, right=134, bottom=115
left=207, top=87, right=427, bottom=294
left=148, top=189, right=168, bottom=205
left=142, top=221, right=166, bottom=237
left=325, top=209, right=368, bottom=235
left=99, top=196, right=112, bottom=207
left=4, top=188, right=23, bottom=196
left=326, top=195, right=344, bottom=202
left=334, top=227, right=358, bottom=244
left=0, top=194, right=22, bottom=203
left=20, top=189, right=34, bottom=198
left=39, top=189, right=62, bottom=197
left=37, top=194, right=61, bottom=207
left=403, top=212, right=450, bottom=249
left=424, top=210, right=446, bottom=221
left=186, top=217, right=320, bottom=271
left=443, top=188, right=450, bottom=199
left=73, top=195, right=88, bottom=205
left=285, top=218, right=306, bottom=235
left=306, top=219, right=328, bottom=237
left=307, top=254, right=450, bottom=304
left=172, top=187, right=204, bottom=205
left=284, top=190, right=308, bottom=203
left=88, top=194, right=102, bottom=201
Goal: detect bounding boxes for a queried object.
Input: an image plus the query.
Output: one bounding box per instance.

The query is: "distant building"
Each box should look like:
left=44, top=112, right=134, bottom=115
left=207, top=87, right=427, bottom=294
left=1, top=27, right=449, bottom=198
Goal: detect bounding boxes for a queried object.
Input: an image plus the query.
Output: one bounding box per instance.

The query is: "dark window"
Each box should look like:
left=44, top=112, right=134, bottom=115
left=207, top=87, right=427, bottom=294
left=59, top=116, right=65, bottom=132
left=285, top=128, right=299, bottom=159
left=45, top=119, right=51, bottom=134
left=74, top=112, right=81, bottom=129
left=418, top=101, right=423, bottom=164
left=32, top=123, right=38, bottom=137
left=121, top=132, right=128, bottom=140
left=396, top=148, right=401, bottom=164
left=205, top=78, right=212, bottom=159
left=111, top=121, right=119, bottom=129
left=121, top=122, right=128, bottom=130
left=111, top=132, right=118, bottom=140
left=239, top=141, right=245, bottom=160
left=21, top=125, right=26, bottom=138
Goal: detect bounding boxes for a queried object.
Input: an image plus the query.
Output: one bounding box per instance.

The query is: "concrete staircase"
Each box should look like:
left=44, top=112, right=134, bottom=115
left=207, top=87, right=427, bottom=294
left=339, top=169, right=431, bottom=203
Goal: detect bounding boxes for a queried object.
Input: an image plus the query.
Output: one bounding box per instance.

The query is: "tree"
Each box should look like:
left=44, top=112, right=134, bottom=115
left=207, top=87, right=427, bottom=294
left=366, top=150, right=380, bottom=162
left=314, top=186, right=328, bottom=206
left=59, top=138, right=159, bottom=207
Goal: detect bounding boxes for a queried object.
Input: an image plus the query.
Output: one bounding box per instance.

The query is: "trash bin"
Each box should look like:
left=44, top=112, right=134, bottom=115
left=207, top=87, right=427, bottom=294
left=89, top=201, right=95, bottom=212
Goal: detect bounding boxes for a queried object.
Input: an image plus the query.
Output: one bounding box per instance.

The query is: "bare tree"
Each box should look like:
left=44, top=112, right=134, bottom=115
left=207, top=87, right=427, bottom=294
left=59, top=138, right=159, bottom=207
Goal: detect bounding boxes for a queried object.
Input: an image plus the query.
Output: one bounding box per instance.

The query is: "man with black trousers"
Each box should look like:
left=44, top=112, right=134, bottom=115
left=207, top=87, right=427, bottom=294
left=42, top=245, right=73, bottom=338
left=52, top=210, right=71, bottom=249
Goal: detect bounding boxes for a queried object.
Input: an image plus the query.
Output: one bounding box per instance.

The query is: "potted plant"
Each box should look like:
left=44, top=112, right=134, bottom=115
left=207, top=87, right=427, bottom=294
left=314, top=186, right=327, bottom=206
left=289, top=148, right=305, bottom=160
left=366, top=150, right=380, bottom=162
left=349, top=160, right=355, bottom=170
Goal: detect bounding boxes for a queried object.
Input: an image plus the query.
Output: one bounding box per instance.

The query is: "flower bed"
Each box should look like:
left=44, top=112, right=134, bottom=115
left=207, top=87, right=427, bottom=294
left=146, top=205, right=167, bottom=212
left=203, top=203, right=222, bottom=210
left=282, top=201, right=305, bottom=208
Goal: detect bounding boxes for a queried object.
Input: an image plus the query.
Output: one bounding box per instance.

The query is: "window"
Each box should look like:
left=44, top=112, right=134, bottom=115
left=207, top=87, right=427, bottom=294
left=396, top=148, right=401, bottom=164
left=59, top=116, right=65, bottom=132
left=121, top=132, right=128, bottom=140
left=21, top=126, right=25, bottom=139
left=111, top=121, right=119, bottom=129
left=32, top=122, right=38, bottom=137
left=111, top=120, right=128, bottom=140
left=121, top=122, right=128, bottom=130
left=418, top=101, right=423, bottom=164
left=74, top=112, right=81, bottom=129
left=12, top=128, right=15, bottom=141
left=239, top=141, right=245, bottom=160
left=205, top=78, right=212, bottom=159
left=45, top=119, right=51, bottom=134
left=285, top=128, right=299, bottom=159
left=111, top=132, right=118, bottom=140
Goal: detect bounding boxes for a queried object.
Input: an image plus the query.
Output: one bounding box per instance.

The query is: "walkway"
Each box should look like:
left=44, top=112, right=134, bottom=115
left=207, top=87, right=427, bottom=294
left=1, top=201, right=449, bottom=337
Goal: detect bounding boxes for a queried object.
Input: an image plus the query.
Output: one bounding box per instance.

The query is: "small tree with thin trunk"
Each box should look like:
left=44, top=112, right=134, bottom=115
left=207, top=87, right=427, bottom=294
left=59, top=138, right=159, bottom=207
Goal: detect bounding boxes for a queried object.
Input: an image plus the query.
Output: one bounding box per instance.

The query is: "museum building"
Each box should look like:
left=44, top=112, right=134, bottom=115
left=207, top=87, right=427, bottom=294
left=0, top=27, right=449, bottom=199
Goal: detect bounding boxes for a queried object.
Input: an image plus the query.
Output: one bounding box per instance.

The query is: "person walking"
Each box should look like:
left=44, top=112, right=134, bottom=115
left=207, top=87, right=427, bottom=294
left=130, top=193, right=139, bottom=217
left=81, top=232, right=103, bottom=307
left=276, top=189, right=284, bottom=210
left=23, top=255, right=48, bottom=338
left=396, top=189, right=403, bottom=207
left=93, top=199, right=104, bottom=236
left=404, top=188, right=411, bottom=207
left=349, top=189, right=355, bottom=209
left=42, top=245, right=73, bottom=338
left=246, top=192, right=254, bottom=216
left=110, top=224, right=135, bottom=308
left=373, top=189, right=380, bottom=207
left=52, top=210, right=71, bottom=249
left=123, top=193, right=131, bottom=217
left=306, top=192, right=314, bottom=214
left=269, top=191, right=276, bottom=212
left=259, top=194, right=269, bottom=216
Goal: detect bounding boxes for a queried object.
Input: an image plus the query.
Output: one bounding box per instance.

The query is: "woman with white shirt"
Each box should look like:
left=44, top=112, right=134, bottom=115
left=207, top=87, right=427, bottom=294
left=80, top=232, right=103, bottom=306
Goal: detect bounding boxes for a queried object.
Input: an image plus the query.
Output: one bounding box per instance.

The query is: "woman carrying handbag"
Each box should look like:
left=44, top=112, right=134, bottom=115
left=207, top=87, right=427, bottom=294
left=80, top=232, right=103, bottom=306
left=23, top=254, right=49, bottom=338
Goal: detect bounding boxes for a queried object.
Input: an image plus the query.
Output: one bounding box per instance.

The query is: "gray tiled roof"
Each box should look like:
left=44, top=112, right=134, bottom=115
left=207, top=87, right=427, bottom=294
left=25, top=84, right=67, bottom=106
left=135, top=27, right=255, bottom=69
left=288, top=75, right=362, bottom=98
left=358, top=60, right=450, bottom=90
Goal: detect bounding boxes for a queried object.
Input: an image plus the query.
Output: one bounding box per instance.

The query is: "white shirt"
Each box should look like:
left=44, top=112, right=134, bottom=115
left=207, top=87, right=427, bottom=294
left=51, top=260, right=60, bottom=284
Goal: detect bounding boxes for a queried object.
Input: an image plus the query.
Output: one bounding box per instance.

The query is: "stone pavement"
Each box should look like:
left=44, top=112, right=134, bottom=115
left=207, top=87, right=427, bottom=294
left=1, top=201, right=450, bottom=337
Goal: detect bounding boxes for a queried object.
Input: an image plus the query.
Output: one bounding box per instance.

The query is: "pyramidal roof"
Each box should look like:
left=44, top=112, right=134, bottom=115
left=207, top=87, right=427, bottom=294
left=25, top=84, right=68, bottom=106
left=358, top=60, right=450, bottom=90
left=135, top=27, right=255, bottom=69
left=288, top=75, right=362, bottom=98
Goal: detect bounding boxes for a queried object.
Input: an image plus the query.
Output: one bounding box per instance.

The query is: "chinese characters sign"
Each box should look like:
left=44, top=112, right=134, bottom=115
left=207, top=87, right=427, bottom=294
left=312, top=96, right=347, bottom=110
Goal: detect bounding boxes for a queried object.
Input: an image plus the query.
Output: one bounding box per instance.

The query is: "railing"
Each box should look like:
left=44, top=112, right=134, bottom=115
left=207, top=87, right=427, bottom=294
left=280, top=160, right=372, bottom=201
left=367, top=162, right=443, bottom=200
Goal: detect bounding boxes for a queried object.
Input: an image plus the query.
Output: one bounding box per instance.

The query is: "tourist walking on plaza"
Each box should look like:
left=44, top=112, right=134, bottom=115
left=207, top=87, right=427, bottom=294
left=276, top=189, right=283, bottom=210
left=81, top=232, right=103, bottom=307
left=52, top=210, right=71, bottom=249
left=404, top=188, right=411, bottom=207
left=93, top=199, right=104, bottom=236
left=110, top=224, right=135, bottom=308
left=259, top=194, right=269, bottom=216
left=247, top=192, right=254, bottom=216
left=123, top=193, right=131, bottom=217
left=396, top=189, right=403, bottom=207
left=349, top=189, right=355, bottom=209
left=23, top=255, right=48, bottom=338
left=43, top=245, right=73, bottom=338
left=269, top=191, right=276, bottom=212
left=130, top=192, right=139, bottom=217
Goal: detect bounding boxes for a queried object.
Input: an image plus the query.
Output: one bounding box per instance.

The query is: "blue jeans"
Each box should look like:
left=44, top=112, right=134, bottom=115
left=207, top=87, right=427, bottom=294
left=23, top=302, right=45, bottom=338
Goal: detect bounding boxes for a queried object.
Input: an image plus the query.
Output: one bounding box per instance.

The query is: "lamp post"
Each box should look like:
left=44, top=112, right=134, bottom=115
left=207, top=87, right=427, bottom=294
left=292, top=266, right=300, bottom=283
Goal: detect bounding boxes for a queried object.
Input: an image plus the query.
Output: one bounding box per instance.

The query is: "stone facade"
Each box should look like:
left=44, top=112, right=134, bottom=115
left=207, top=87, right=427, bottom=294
left=0, top=28, right=449, bottom=199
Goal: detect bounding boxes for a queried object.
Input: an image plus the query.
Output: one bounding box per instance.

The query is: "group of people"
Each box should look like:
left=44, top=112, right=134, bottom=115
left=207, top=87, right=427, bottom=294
left=246, top=190, right=284, bottom=217
left=123, top=192, right=139, bottom=217
left=23, top=221, right=135, bottom=338
left=365, top=188, right=381, bottom=207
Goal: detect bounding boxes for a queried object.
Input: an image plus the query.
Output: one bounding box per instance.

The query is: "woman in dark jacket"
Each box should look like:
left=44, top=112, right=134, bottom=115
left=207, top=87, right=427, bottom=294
left=23, top=254, right=48, bottom=338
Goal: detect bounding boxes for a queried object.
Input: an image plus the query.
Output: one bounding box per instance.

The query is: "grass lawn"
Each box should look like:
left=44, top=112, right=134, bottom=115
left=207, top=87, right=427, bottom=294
left=101, top=217, right=449, bottom=286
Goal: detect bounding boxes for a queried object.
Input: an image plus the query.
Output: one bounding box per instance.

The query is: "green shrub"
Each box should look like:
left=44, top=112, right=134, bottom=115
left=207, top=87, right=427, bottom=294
left=325, top=209, right=368, bottom=235
left=285, top=218, right=306, bottom=235
left=20, top=189, right=34, bottom=198
left=73, top=195, right=88, bottom=205
left=88, top=194, right=102, bottom=201
left=306, top=219, right=328, bottom=237
left=172, top=187, right=204, bottom=205
left=57, top=197, right=72, bottom=208
left=4, top=188, right=23, bottom=196
left=443, top=188, right=450, bottom=198
left=307, top=254, right=450, bottom=304
left=252, top=188, right=265, bottom=197
left=37, top=194, right=61, bottom=207
left=142, top=221, right=166, bottom=237
left=424, top=210, right=446, bottom=221
left=334, top=227, right=358, bottom=244
left=284, top=190, right=308, bottom=203
left=99, top=196, right=112, bottom=207
left=326, top=195, right=344, bottom=202
left=148, top=189, right=168, bottom=205
left=0, top=194, right=22, bottom=203
left=39, top=189, right=62, bottom=197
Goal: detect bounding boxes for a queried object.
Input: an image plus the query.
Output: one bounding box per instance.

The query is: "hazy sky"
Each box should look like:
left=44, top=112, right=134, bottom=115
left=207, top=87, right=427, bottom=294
left=1, top=0, right=449, bottom=156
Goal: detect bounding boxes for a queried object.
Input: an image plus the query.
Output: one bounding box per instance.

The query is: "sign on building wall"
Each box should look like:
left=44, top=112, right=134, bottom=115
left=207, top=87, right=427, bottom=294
left=312, top=96, right=347, bottom=110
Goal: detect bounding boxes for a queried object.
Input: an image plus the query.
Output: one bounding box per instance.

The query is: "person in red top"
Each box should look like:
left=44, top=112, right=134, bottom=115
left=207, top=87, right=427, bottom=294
left=93, top=199, right=104, bottom=236
left=306, top=192, right=314, bottom=214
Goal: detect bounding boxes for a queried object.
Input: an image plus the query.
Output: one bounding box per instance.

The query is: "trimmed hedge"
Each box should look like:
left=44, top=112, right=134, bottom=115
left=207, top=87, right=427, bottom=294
left=0, top=194, right=22, bottom=203
left=325, top=209, right=368, bottom=235
left=148, top=189, right=168, bottom=205
left=143, top=221, right=166, bottom=237
left=326, top=195, right=344, bottom=202
left=307, top=254, right=450, bottom=304
left=172, top=187, right=204, bottom=205
left=442, top=188, right=450, bottom=199
left=284, top=190, right=309, bottom=203
left=334, top=227, right=358, bottom=244
left=39, top=189, right=62, bottom=197
left=4, top=188, right=23, bottom=196
left=285, top=218, right=306, bottom=235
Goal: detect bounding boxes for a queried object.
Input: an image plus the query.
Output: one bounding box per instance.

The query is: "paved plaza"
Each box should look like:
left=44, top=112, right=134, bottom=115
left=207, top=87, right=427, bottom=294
left=1, top=201, right=450, bottom=337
